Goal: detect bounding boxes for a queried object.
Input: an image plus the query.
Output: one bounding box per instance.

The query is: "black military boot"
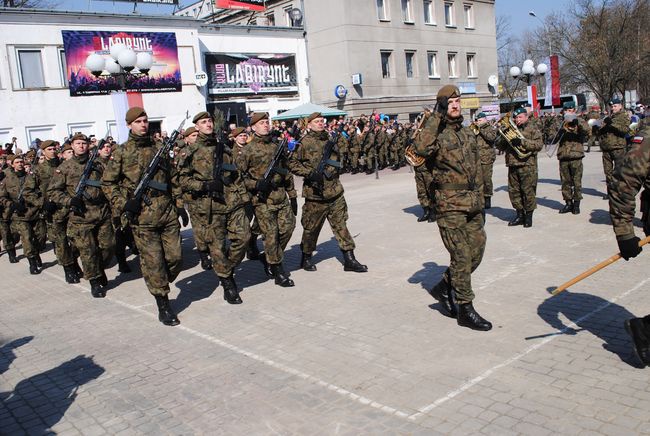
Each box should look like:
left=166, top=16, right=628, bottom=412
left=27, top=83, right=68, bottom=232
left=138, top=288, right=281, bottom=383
left=118, top=257, right=132, bottom=273
left=457, top=302, right=492, bottom=331
left=73, top=259, right=83, bottom=278
left=342, top=250, right=368, bottom=272
left=428, top=279, right=458, bottom=318
left=572, top=200, right=581, bottom=215
left=484, top=197, right=492, bottom=209
left=559, top=201, right=573, bottom=214
left=624, top=318, right=650, bottom=367
left=64, top=265, right=80, bottom=284
left=246, top=236, right=260, bottom=260
left=523, top=211, right=533, bottom=228
left=35, top=254, right=43, bottom=268
left=7, top=249, right=18, bottom=264
left=417, top=207, right=431, bottom=222
left=270, top=263, right=294, bottom=287
left=28, top=257, right=41, bottom=275
left=222, top=275, right=243, bottom=305
left=198, top=251, right=212, bottom=271
left=427, top=209, right=436, bottom=223
left=508, top=210, right=524, bottom=226
left=300, top=252, right=317, bottom=271
left=99, top=270, right=108, bottom=287
left=154, top=295, right=180, bottom=326
left=89, top=278, right=105, bottom=298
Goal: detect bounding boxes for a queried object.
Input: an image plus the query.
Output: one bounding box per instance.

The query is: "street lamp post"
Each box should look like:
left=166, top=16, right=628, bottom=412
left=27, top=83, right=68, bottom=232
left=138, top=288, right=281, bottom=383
left=509, top=59, right=547, bottom=115
left=529, top=11, right=552, bottom=56
left=85, top=43, right=154, bottom=90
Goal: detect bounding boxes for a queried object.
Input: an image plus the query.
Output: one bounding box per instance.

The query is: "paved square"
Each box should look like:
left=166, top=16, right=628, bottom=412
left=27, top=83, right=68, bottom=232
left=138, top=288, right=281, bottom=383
left=1, top=150, right=648, bottom=435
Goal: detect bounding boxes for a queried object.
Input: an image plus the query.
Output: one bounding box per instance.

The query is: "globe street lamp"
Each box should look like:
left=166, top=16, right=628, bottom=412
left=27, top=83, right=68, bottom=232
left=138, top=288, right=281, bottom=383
left=85, top=44, right=154, bottom=90
left=509, top=59, right=547, bottom=115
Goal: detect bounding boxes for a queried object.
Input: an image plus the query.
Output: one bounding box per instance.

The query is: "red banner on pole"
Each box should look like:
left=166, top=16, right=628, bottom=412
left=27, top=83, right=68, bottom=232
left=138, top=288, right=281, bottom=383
left=550, top=55, right=561, bottom=107
left=215, top=0, right=265, bottom=11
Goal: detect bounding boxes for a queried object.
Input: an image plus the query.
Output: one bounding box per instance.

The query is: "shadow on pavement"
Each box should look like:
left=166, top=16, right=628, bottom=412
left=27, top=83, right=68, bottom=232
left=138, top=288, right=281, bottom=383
left=537, top=196, right=564, bottom=212
left=0, top=336, right=33, bottom=374
left=485, top=206, right=513, bottom=223
left=408, top=261, right=452, bottom=318
left=173, top=269, right=218, bottom=314
left=402, top=204, right=424, bottom=218
left=589, top=209, right=612, bottom=225
left=0, top=354, right=105, bottom=434
left=538, top=178, right=607, bottom=199
left=536, top=289, right=643, bottom=368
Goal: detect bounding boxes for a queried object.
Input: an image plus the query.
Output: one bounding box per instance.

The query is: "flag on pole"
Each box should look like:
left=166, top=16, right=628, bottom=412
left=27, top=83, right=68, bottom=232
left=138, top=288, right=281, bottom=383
left=545, top=55, right=561, bottom=108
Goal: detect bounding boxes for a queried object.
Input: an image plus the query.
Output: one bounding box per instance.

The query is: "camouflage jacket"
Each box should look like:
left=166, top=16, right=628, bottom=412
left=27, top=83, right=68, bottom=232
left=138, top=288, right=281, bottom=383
left=0, top=169, right=39, bottom=222
left=348, top=132, right=361, bottom=153
left=33, top=158, right=68, bottom=222
left=599, top=110, right=630, bottom=151
left=476, top=123, right=497, bottom=165
left=178, top=132, right=248, bottom=215
left=557, top=117, right=589, bottom=161
left=496, top=121, right=543, bottom=168
left=288, top=130, right=344, bottom=201
left=101, top=132, right=182, bottom=227
left=337, top=135, right=349, bottom=153
left=413, top=113, right=484, bottom=216
left=237, top=133, right=296, bottom=207
left=47, top=153, right=110, bottom=224
left=609, top=125, right=650, bottom=240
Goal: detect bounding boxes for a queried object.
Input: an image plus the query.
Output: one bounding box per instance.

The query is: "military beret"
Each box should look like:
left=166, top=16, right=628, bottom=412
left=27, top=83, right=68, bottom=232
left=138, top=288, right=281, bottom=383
left=437, top=85, right=461, bottom=101
left=563, top=101, right=576, bottom=109
left=475, top=112, right=487, bottom=120
left=513, top=107, right=528, bottom=116
left=39, top=139, right=56, bottom=150
left=609, top=97, right=622, bottom=105
left=25, top=150, right=36, bottom=159
left=305, top=112, right=323, bottom=123
left=192, top=111, right=211, bottom=124
left=183, top=126, right=197, bottom=137
left=249, top=112, right=269, bottom=126
left=231, top=126, right=246, bottom=137
left=12, top=154, right=24, bottom=161
left=62, top=142, right=72, bottom=152
left=70, top=133, right=88, bottom=143
left=5, top=154, right=16, bottom=162
left=125, top=106, right=147, bottom=124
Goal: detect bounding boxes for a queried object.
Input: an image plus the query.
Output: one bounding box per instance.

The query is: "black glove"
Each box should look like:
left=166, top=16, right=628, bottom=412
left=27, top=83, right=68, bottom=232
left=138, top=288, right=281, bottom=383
left=306, top=171, right=324, bottom=184
left=177, top=207, right=189, bottom=227
left=112, top=216, right=122, bottom=229
left=618, top=236, right=642, bottom=261
left=202, top=179, right=223, bottom=193
left=603, top=116, right=612, bottom=125
left=14, top=199, right=27, bottom=215
left=256, top=179, right=272, bottom=194
left=222, top=172, right=239, bottom=186
left=510, top=137, right=523, bottom=148
left=569, top=119, right=578, bottom=127
left=69, top=196, right=85, bottom=214
left=43, top=200, right=58, bottom=215
left=123, top=199, right=141, bottom=216
left=436, top=98, right=449, bottom=115
left=290, top=197, right=298, bottom=216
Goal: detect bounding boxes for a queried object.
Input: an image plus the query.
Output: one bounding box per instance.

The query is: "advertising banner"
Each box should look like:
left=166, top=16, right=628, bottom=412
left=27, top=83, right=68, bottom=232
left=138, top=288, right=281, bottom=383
left=215, top=0, right=265, bottom=11
left=205, top=53, right=298, bottom=97
left=62, top=30, right=182, bottom=96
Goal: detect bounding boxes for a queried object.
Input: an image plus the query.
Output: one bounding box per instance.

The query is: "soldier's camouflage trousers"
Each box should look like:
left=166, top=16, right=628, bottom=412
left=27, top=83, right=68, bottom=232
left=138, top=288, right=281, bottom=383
left=67, top=218, right=115, bottom=280
left=0, top=220, right=15, bottom=252
left=10, top=220, right=38, bottom=258
left=35, top=219, right=47, bottom=252
left=559, top=158, right=583, bottom=201
left=204, top=207, right=250, bottom=278
left=48, top=219, right=75, bottom=267
left=132, top=213, right=182, bottom=297
left=187, top=203, right=209, bottom=252
left=481, top=163, right=494, bottom=198
left=415, top=166, right=434, bottom=209
left=301, top=194, right=355, bottom=254
left=245, top=202, right=261, bottom=237
left=350, top=151, right=360, bottom=170
left=508, top=165, right=538, bottom=212
left=437, top=212, right=486, bottom=303
left=254, top=198, right=295, bottom=265
left=378, top=145, right=388, bottom=166
left=602, top=149, right=626, bottom=193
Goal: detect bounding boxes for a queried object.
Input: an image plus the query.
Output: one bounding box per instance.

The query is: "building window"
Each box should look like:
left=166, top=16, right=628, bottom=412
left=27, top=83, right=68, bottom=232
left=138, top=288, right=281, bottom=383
left=58, top=49, right=68, bottom=87
left=265, top=12, right=275, bottom=26
left=401, top=0, right=413, bottom=23
left=464, top=4, right=474, bottom=28
left=466, top=53, right=476, bottom=77
left=427, top=51, right=439, bottom=78
left=423, top=0, right=435, bottom=24
left=444, top=2, right=455, bottom=26
left=377, top=0, right=389, bottom=21
left=284, top=8, right=300, bottom=26
left=380, top=51, right=393, bottom=78
left=17, top=49, right=45, bottom=89
left=405, top=51, right=416, bottom=78
left=448, top=52, right=458, bottom=77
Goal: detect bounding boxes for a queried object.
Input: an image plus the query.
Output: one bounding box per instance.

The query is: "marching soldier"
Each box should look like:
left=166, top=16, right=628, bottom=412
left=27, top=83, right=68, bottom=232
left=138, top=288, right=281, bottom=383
left=497, top=107, right=543, bottom=228
left=238, top=112, right=297, bottom=287
left=557, top=102, right=589, bottom=214
left=363, top=124, right=378, bottom=174
left=599, top=97, right=630, bottom=198
left=608, top=122, right=650, bottom=366
left=413, top=85, right=491, bottom=331
left=348, top=125, right=362, bottom=174
left=0, top=155, right=18, bottom=264
left=474, top=113, right=498, bottom=209
left=179, top=112, right=250, bottom=304
left=413, top=157, right=436, bottom=223
left=48, top=133, right=115, bottom=295
left=288, top=112, right=367, bottom=273
left=102, top=107, right=188, bottom=326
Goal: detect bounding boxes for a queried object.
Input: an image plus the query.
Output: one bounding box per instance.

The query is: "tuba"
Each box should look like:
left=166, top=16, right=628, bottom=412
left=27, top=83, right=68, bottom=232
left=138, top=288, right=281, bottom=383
left=496, top=113, right=531, bottom=159
left=405, top=108, right=433, bottom=167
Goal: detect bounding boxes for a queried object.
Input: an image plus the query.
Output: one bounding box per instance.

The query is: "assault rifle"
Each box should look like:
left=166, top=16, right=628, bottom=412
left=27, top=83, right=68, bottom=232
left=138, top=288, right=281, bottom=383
left=257, top=132, right=306, bottom=203
left=123, top=113, right=188, bottom=225
left=311, top=124, right=345, bottom=196
left=8, top=177, right=28, bottom=218
left=70, top=142, right=101, bottom=216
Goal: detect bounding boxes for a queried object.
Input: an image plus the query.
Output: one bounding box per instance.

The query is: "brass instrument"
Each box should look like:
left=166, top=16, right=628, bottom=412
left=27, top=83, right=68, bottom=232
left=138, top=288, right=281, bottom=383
left=405, top=108, right=433, bottom=167
left=469, top=122, right=480, bottom=135
left=563, top=113, right=579, bottom=133
left=496, top=112, right=531, bottom=159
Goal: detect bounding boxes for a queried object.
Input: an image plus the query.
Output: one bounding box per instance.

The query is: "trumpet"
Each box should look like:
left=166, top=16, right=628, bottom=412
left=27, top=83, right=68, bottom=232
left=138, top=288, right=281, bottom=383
left=405, top=107, right=434, bottom=167
left=469, top=122, right=480, bottom=135
left=496, top=113, right=531, bottom=159
left=563, top=113, right=579, bottom=133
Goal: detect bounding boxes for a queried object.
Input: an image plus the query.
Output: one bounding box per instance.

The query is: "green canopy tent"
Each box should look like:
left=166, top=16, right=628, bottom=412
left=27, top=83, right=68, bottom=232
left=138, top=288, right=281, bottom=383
left=272, top=102, right=347, bottom=120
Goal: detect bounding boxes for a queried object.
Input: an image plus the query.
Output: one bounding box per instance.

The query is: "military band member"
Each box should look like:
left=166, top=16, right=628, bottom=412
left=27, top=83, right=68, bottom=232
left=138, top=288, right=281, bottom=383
left=474, top=112, right=498, bottom=209
left=414, top=158, right=436, bottom=223
left=179, top=112, right=250, bottom=304
left=288, top=112, right=367, bottom=273
left=497, top=107, right=543, bottom=228
left=557, top=101, right=589, bottom=214
left=599, top=97, right=630, bottom=198
left=102, top=107, right=187, bottom=326
left=48, top=134, right=115, bottom=296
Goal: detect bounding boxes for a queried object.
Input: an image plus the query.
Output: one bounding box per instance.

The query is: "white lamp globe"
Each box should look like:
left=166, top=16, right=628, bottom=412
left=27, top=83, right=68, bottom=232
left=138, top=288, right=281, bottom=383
left=521, top=64, right=535, bottom=75
left=523, top=59, right=534, bottom=68
left=117, top=48, right=137, bottom=71
left=85, top=54, right=105, bottom=75
left=105, top=58, right=122, bottom=74
left=136, top=52, right=154, bottom=73
left=536, top=63, right=548, bottom=75
left=509, top=66, right=521, bottom=78
left=109, top=43, right=127, bottom=61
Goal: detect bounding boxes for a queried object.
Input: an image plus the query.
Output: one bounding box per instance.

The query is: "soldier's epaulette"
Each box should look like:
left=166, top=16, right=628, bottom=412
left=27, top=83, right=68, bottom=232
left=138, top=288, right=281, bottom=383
left=632, top=136, right=644, bottom=144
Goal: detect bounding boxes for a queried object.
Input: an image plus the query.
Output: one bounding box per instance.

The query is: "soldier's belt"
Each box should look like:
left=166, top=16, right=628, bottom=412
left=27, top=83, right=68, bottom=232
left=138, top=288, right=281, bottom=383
left=434, top=183, right=476, bottom=191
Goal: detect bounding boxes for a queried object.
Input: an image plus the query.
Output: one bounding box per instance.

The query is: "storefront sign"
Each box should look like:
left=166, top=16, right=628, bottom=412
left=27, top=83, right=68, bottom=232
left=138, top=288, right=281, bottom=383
left=215, top=0, right=265, bottom=11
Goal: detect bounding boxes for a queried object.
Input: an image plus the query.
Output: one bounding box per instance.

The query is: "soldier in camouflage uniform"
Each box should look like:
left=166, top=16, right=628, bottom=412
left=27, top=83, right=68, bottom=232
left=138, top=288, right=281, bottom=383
left=33, top=140, right=80, bottom=283
left=557, top=101, right=589, bottom=214
left=496, top=107, right=544, bottom=228
left=179, top=112, right=250, bottom=304
left=237, top=112, right=297, bottom=287
left=0, top=154, right=42, bottom=274
left=474, top=113, right=498, bottom=209
left=377, top=124, right=389, bottom=169
left=48, top=133, right=115, bottom=296
left=608, top=122, right=650, bottom=366
left=413, top=85, right=491, bottom=331
left=363, top=124, right=378, bottom=174
left=288, top=112, right=367, bottom=273
left=348, top=126, right=362, bottom=174
left=102, top=107, right=188, bottom=326
left=0, top=155, right=18, bottom=264
left=413, top=156, right=436, bottom=223
left=337, top=127, right=349, bottom=173
left=599, top=97, right=630, bottom=198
